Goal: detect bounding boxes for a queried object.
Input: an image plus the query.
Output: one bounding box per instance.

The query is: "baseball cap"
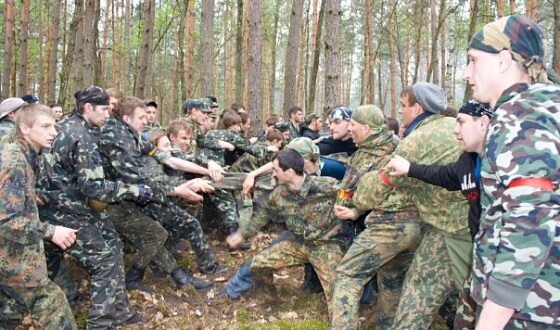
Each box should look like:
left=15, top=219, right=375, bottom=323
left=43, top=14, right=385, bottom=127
left=204, top=95, right=219, bottom=108
left=21, top=94, right=39, bottom=104
left=182, top=99, right=212, bottom=114
left=0, top=98, right=27, bottom=119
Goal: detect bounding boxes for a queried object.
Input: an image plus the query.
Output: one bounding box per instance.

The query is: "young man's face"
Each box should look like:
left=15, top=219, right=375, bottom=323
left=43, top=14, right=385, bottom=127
left=228, top=123, right=242, bottom=133
left=272, top=159, right=290, bottom=185
left=145, top=106, right=157, bottom=125
left=311, top=118, right=323, bottom=131
left=169, top=129, right=192, bottom=152
left=109, top=97, right=119, bottom=115
left=23, top=114, right=57, bottom=151
left=189, top=108, right=208, bottom=126
left=454, top=113, right=486, bottom=153
left=125, top=107, right=147, bottom=134
left=241, top=118, right=251, bottom=132
left=398, top=95, right=419, bottom=128
left=329, top=118, right=351, bottom=140
left=349, top=119, right=369, bottom=145
left=85, top=104, right=110, bottom=127
left=157, top=135, right=174, bottom=153
left=463, top=49, right=502, bottom=106
left=51, top=106, right=63, bottom=121
left=291, top=111, right=303, bottom=123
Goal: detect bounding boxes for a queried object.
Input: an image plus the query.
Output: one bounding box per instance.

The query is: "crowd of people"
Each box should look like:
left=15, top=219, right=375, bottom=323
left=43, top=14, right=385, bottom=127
left=0, top=15, right=559, bottom=330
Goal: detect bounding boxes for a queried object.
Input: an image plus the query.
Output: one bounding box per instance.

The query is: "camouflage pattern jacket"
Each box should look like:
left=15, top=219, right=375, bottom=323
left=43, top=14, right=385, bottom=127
left=239, top=175, right=348, bottom=246
left=472, top=83, right=560, bottom=324
left=98, top=118, right=171, bottom=199
left=230, top=141, right=276, bottom=173
left=36, top=115, right=141, bottom=215
left=183, top=117, right=222, bottom=151
left=355, top=114, right=468, bottom=233
left=200, top=129, right=267, bottom=167
left=0, top=119, right=15, bottom=139
left=0, top=141, right=56, bottom=288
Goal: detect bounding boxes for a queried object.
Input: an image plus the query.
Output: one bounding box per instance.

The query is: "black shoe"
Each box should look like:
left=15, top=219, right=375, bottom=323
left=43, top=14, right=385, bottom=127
left=171, top=268, right=213, bottom=291
left=201, top=264, right=228, bottom=275
left=299, top=263, right=323, bottom=294
left=125, top=266, right=154, bottom=294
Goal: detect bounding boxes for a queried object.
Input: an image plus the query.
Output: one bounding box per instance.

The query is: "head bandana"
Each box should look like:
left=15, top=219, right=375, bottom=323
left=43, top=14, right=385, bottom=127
left=468, top=15, right=553, bottom=84
left=351, top=104, right=387, bottom=136
left=328, top=106, right=352, bottom=121
left=458, top=99, right=493, bottom=118
left=286, top=137, right=323, bottom=172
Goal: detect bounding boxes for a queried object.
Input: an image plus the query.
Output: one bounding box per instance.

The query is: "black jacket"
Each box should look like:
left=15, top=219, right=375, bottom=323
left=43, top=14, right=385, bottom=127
left=317, top=137, right=357, bottom=156
left=299, top=124, right=320, bottom=140
left=408, top=152, right=480, bottom=240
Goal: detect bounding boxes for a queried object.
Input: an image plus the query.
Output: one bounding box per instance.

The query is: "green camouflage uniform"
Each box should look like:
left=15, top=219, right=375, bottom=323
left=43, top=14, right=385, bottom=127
left=473, top=83, right=560, bottom=327
left=237, top=175, right=348, bottom=314
left=0, top=119, right=15, bottom=139
left=98, top=118, right=219, bottom=273
left=376, top=114, right=471, bottom=330
left=288, top=121, right=300, bottom=141
left=37, top=114, right=143, bottom=329
left=330, top=129, right=422, bottom=330
left=0, top=141, right=76, bottom=329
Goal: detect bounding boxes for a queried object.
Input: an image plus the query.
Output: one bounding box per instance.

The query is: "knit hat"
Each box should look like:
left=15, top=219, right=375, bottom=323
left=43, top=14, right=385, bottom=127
left=468, top=15, right=553, bottom=84
left=458, top=99, right=493, bottom=118
left=74, top=86, right=109, bottom=106
left=412, top=82, right=447, bottom=113
left=351, top=104, right=387, bottom=135
left=328, top=106, right=352, bottom=121
left=0, top=97, right=27, bottom=119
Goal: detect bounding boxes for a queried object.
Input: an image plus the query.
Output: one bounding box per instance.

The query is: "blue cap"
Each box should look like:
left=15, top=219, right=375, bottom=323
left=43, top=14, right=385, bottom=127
left=21, top=94, right=39, bottom=104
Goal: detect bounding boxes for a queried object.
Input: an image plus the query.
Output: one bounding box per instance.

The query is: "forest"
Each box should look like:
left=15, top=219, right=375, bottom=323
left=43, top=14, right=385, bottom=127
left=1, top=0, right=559, bottom=135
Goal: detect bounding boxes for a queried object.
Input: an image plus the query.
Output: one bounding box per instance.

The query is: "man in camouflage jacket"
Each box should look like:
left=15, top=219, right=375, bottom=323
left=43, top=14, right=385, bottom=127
left=0, top=105, right=77, bottom=329
left=464, top=15, right=560, bottom=329
left=217, top=149, right=347, bottom=315
left=36, top=86, right=150, bottom=329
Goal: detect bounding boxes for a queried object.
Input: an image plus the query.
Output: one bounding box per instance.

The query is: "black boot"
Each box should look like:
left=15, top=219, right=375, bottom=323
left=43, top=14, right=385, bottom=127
left=171, top=268, right=213, bottom=291
left=125, top=265, right=154, bottom=294
left=299, top=263, right=323, bottom=294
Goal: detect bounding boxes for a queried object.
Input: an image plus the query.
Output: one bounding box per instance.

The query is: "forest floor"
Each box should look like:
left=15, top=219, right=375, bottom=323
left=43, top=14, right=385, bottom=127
left=18, top=224, right=447, bottom=330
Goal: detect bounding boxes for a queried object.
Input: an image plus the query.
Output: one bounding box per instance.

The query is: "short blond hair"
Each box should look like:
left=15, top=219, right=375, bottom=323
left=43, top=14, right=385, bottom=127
left=15, top=104, right=55, bottom=136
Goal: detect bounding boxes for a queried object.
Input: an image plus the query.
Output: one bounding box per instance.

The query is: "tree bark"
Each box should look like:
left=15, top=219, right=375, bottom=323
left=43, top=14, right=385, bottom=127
left=323, top=0, right=341, bottom=116
left=306, top=0, right=326, bottom=115
left=268, top=0, right=282, bottom=114
left=135, top=0, right=156, bottom=98
left=60, top=0, right=81, bottom=105
left=429, top=0, right=439, bottom=84
left=282, top=0, right=304, bottom=117
left=247, top=0, right=262, bottom=136
left=234, top=0, right=244, bottom=102
left=389, top=11, right=397, bottom=117
left=47, top=0, right=62, bottom=104
left=554, top=0, right=560, bottom=74
left=2, top=0, right=15, bottom=98
left=17, top=0, right=31, bottom=96
left=201, top=0, right=215, bottom=95
left=183, top=0, right=195, bottom=99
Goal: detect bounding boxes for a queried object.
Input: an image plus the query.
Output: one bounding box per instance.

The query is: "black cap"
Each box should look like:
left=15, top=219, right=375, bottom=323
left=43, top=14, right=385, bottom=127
left=74, top=86, right=110, bottom=106
left=21, top=94, right=39, bottom=104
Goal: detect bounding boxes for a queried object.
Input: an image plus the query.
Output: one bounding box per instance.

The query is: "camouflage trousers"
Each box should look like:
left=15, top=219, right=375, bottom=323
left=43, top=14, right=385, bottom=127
left=389, top=227, right=472, bottom=330
left=330, top=221, right=423, bottom=330
left=41, top=208, right=135, bottom=330
left=0, top=281, right=76, bottom=330
left=107, top=202, right=176, bottom=272
left=453, top=276, right=476, bottom=330
left=250, top=236, right=345, bottom=315
left=202, top=188, right=239, bottom=232
left=44, top=242, right=80, bottom=305
left=141, top=201, right=218, bottom=273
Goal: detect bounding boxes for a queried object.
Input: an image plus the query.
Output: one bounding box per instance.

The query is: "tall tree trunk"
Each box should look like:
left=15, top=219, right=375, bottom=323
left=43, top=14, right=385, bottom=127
left=234, top=0, right=244, bottom=102
left=297, top=16, right=307, bottom=108
left=306, top=0, right=326, bottom=115
left=282, top=0, right=304, bottom=117
left=17, top=0, right=31, bottom=96
left=269, top=0, right=282, bottom=114
left=496, top=0, right=504, bottom=18
left=47, top=0, right=61, bottom=104
left=247, top=0, right=262, bottom=136
left=135, top=0, right=155, bottom=98
left=38, top=0, right=46, bottom=101
left=60, top=0, right=82, bottom=105
left=525, top=0, right=537, bottom=20
left=183, top=0, right=195, bottom=99
left=201, top=0, right=215, bottom=95
left=323, top=0, right=341, bottom=116
left=509, top=0, right=515, bottom=14
left=554, top=0, right=560, bottom=74
left=2, top=0, right=15, bottom=98
left=412, top=2, right=425, bottom=84
left=464, top=0, right=479, bottom=102
left=100, top=0, right=110, bottom=83
left=429, top=0, right=439, bottom=84
left=361, top=0, right=373, bottom=104
left=389, top=12, right=397, bottom=117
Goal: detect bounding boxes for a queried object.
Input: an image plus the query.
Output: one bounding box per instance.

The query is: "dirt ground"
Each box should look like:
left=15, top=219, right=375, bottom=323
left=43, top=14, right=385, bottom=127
left=17, top=225, right=447, bottom=330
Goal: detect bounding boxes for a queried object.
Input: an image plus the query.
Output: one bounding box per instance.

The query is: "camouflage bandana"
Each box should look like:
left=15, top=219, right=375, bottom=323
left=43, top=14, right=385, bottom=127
left=74, top=86, right=110, bottom=106
left=458, top=99, right=493, bottom=118
left=468, top=15, right=549, bottom=84
left=286, top=137, right=324, bottom=173
left=351, top=104, right=387, bottom=136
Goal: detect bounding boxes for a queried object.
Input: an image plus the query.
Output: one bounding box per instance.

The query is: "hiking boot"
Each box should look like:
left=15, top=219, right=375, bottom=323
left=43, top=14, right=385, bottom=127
left=171, top=268, right=213, bottom=291
left=201, top=264, right=228, bottom=275
left=125, top=266, right=154, bottom=294
left=298, top=263, right=323, bottom=294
